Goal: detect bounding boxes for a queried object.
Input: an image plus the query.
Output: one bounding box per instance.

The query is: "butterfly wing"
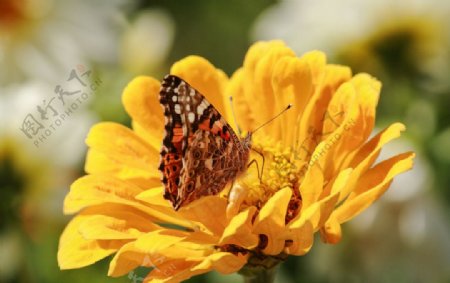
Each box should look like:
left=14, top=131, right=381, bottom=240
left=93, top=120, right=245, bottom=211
left=159, top=76, right=185, bottom=204
left=159, top=75, right=249, bottom=210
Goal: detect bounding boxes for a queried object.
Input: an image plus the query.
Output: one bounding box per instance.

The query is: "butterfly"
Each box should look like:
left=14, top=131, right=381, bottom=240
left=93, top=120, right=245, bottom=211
left=158, top=75, right=252, bottom=210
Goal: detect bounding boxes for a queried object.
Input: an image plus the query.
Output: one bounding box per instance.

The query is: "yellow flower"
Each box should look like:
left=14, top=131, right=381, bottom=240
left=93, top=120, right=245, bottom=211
left=58, top=40, right=414, bottom=282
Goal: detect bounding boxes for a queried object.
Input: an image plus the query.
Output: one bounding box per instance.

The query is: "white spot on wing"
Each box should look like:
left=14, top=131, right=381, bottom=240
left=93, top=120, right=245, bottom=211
left=188, top=112, right=195, bottom=123
left=197, top=105, right=205, bottom=115
left=174, top=104, right=181, bottom=114
left=205, top=158, right=213, bottom=170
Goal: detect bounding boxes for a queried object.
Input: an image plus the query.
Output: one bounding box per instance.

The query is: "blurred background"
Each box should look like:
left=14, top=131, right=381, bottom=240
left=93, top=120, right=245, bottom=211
left=0, top=0, right=449, bottom=282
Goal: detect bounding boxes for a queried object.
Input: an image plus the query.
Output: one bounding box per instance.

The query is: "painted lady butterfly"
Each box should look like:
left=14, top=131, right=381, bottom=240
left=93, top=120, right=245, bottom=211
left=158, top=75, right=251, bottom=210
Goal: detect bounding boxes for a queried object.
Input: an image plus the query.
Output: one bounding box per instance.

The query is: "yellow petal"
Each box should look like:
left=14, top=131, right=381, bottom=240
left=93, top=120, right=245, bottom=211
left=335, top=152, right=415, bottom=223
left=286, top=169, right=351, bottom=254
left=313, top=169, right=351, bottom=229
left=317, top=81, right=359, bottom=179
left=253, top=187, right=292, bottom=255
left=136, top=186, right=172, bottom=207
left=226, top=68, right=253, bottom=133
left=273, top=51, right=326, bottom=143
left=85, top=122, right=161, bottom=187
left=244, top=41, right=296, bottom=139
left=327, top=74, right=381, bottom=171
left=134, top=230, right=188, bottom=253
left=58, top=215, right=127, bottom=269
left=144, top=251, right=247, bottom=283
left=64, top=175, right=191, bottom=228
left=298, top=163, right=324, bottom=209
left=108, top=241, right=149, bottom=277
left=296, top=64, right=352, bottom=156
left=77, top=205, right=159, bottom=240
left=132, top=120, right=162, bottom=154
left=170, top=55, right=231, bottom=121
left=122, top=76, right=163, bottom=151
left=219, top=207, right=258, bottom=249
left=144, top=259, right=202, bottom=283
left=285, top=221, right=314, bottom=256
left=178, top=196, right=228, bottom=236
left=191, top=252, right=248, bottom=274
left=108, top=239, right=206, bottom=277
left=286, top=194, right=337, bottom=255
left=85, top=149, right=117, bottom=173
left=64, top=174, right=143, bottom=215
left=320, top=213, right=342, bottom=244
left=85, top=148, right=158, bottom=190
left=338, top=123, right=406, bottom=202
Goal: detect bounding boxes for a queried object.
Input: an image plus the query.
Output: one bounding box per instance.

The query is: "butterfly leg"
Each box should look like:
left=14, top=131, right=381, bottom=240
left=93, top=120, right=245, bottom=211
left=247, top=159, right=262, bottom=183
left=250, top=148, right=265, bottom=181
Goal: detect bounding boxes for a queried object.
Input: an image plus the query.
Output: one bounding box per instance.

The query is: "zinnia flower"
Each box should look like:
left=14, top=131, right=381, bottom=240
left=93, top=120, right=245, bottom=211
left=58, top=40, right=414, bottom=282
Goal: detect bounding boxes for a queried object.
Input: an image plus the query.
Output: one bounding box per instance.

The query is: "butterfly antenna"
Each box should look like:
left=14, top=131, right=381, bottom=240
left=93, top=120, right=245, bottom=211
left=229, top=96, right=242, bottom=135
left=253, top=104, right=293, bottom=133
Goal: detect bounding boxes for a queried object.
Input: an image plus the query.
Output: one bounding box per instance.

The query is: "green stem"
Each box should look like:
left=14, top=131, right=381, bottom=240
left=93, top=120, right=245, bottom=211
left=240, top=265, right=278, bottom=283
left=238, top=253, right=286, bottom=283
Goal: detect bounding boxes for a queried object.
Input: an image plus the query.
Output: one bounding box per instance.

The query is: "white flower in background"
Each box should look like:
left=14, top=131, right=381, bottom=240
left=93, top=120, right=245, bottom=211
left=0, top=80, right=97, bottom=281
left=120, top=9, right=175, bottom=74
left=0, top=0, right=126, bottom=85
left=1, top=81, right=96, bottom=167
left=0, top=80, right=97, bottom=218
left=252, top=0, right=450, bottom=57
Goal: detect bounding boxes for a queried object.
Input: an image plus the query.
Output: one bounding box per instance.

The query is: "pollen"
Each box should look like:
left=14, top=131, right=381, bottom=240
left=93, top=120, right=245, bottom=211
left=237, top=136, right=301, bottom=210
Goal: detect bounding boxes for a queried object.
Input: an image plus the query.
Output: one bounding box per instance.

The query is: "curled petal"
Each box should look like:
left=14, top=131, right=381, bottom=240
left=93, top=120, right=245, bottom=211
left=320, top=214, right=342, bottom=244
left=253, top=187, right=292, bottom=255
left=335, top=152, right=415, bottom=223
left=219, top=207, right=259, bottom=249
left=339, top=123, right=406, bottom=202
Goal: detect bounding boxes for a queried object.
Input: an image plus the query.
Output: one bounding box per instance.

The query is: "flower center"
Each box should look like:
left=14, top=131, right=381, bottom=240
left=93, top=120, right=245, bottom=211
left=236, top=136, right=303, bottom=222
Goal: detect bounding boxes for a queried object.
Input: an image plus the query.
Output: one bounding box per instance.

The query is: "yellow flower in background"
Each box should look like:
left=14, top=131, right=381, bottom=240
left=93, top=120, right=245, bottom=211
left=58, top=40, right=414, bottom=282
